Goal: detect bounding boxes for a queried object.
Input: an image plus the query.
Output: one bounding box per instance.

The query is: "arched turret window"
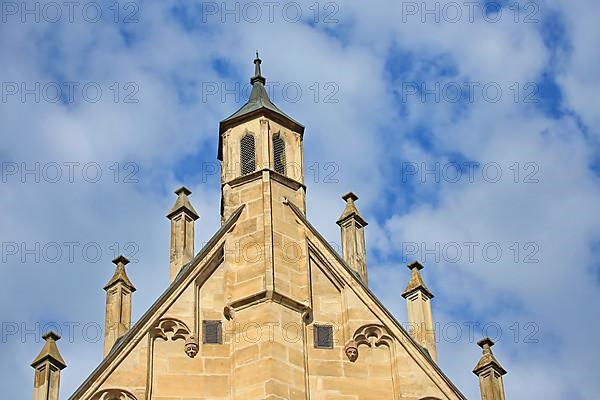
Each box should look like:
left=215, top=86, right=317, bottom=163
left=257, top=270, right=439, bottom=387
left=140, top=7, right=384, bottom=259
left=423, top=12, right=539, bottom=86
left=273, top=134, right=286, bottom=175
left=240, top=134, right=256, bottom=176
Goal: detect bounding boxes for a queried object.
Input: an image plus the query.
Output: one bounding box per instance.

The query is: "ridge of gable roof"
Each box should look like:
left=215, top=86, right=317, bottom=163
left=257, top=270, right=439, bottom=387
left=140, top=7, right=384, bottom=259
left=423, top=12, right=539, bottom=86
left=68, top=205, right=245, bottom=400
left=284, top=200, right=467, bottom=400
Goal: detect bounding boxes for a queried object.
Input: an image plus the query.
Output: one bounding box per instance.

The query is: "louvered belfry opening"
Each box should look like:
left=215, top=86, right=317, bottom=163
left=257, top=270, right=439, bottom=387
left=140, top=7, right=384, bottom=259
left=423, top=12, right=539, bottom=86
left=273, top=134, right=286, bottom=175
left=240, top=134, right=256, bottom=176
left=202, top=320, right=222, bottom=344
left=314, top=325, right=333, bottom=348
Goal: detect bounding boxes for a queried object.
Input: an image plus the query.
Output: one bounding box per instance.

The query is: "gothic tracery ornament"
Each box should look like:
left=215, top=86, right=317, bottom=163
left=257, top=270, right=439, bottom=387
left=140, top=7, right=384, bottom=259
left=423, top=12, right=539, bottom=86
left=150, top=318, right=191, bottom=341
left=352, top=324, right=393, bottom=349
left=90, top=388, right=138, bottom=400
left=150, top=318, right=195, bottom=358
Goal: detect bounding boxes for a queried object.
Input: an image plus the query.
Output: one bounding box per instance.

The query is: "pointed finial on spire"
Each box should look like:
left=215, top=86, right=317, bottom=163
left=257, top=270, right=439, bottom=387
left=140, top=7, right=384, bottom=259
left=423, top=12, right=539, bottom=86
left=336, top=192, right=368, bottom=227
left=473, top=337, right=507, bottom=376
left=31, top=331, right=67, bottom=369
left=250, top=51, right=266, bottom=85
left=478, top=337, right=495, bottom=351
left=104, top=255, right=135, bottom=292
left=401, top=260, right=434, bottom=299
left=167, top=186, right=200, bottom=220
left=342, top=192, right=358, bottom=203
left=175, top=186, right=192, bottom=197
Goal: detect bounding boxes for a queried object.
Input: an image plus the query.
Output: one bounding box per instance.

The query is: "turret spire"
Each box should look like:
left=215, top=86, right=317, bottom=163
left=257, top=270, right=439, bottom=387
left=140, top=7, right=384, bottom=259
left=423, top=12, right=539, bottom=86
left=103, top=255, right=135, bottom=356
left=167, top=186, right=199, bottom=281
left=337, top=192, right=369, bottom=283
left=402, top=260, right=437, bottom=362
left=473, top=338, right=507, bottom=400
left=31, top=331, right=66, bottom=400
left=219, top=53, right=305, bottom=159
left=473, top=338, right=506, bottom=376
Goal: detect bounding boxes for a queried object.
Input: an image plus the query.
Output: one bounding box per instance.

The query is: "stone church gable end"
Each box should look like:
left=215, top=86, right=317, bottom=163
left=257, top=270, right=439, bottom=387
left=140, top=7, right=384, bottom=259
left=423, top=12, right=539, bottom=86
left=30, top=55, right=508, bottom=400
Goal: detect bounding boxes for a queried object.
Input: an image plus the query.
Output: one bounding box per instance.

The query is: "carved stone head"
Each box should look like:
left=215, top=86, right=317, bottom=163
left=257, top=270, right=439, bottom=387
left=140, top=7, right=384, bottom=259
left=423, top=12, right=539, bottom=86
left=345, top=340, right=358, bottom=362
left=185, top=336, right=199, bottom=358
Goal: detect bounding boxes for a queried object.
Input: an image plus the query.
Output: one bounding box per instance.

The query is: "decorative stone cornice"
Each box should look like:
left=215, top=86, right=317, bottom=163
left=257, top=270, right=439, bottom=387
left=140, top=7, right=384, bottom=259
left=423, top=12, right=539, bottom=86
left=226, top=169, right=306, bottom=192
left=225, top=289, right=311, bottom=321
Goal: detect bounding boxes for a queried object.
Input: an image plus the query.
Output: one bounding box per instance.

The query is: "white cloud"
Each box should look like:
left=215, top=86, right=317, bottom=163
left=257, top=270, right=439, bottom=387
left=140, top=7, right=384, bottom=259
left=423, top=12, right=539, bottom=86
left=1, top=0, right=599, bottom=399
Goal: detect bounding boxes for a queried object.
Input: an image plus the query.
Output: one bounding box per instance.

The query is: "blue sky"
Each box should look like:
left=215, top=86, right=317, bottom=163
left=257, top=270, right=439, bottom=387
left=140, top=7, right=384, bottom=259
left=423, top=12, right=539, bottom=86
left=1, top=0, right=599, bottom=398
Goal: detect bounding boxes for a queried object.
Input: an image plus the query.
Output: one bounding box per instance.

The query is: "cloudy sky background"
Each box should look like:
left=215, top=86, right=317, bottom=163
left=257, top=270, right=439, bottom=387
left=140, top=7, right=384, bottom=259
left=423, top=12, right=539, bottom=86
left=1, top=0, right=599, bottom=398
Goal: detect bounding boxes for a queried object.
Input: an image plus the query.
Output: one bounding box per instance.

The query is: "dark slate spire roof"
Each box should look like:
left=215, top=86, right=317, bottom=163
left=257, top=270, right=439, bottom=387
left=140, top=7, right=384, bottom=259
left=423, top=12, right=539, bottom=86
left=250, top=50, right=266, bottom=85
left=218, top=53, right=304, bottom=160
